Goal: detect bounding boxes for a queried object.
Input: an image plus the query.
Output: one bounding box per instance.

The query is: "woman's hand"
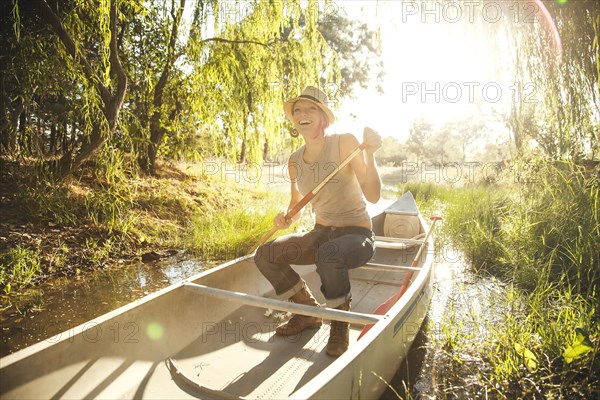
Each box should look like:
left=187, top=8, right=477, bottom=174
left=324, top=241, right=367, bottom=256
left=363, top=127, right=382, bottom=156
left=273, top=212, right=292, bottom=229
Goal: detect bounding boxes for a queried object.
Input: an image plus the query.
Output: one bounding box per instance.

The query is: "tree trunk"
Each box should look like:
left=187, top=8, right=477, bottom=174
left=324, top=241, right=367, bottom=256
left=238, top=139, right=247, bottom=164
left=140, top=0, right=185, bottom=175
left=263, top=140, right=269, bottom=162
left=0, top=96, right=24, bottom=155
left=49, top=123, right=57, bottom=155
left=237, top=90, right=253, bottom=164
left=37, top=0, right=127, bottom=176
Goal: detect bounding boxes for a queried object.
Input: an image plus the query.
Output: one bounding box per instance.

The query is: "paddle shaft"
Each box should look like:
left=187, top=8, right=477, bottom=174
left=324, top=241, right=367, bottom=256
left=249, top=142, right=368, bottom=254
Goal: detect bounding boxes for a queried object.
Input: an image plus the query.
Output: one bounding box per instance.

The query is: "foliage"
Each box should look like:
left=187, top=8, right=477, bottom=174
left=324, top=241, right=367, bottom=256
left=1, top=0, right=382, bottom=177
left=405, top=114, right=512, bottom=164
left=0, top=159, right=293, bottom=294
left=317, top=7, right=384, bottom=96
left=505, top=0, right=600, bottom=159
left=406, top=118, right=433, bottom=163
left=409, top=158, right=599, bottom=398
left=0, top=245, right=41, bottom=293
left=377, top=136, right=407, bottom=166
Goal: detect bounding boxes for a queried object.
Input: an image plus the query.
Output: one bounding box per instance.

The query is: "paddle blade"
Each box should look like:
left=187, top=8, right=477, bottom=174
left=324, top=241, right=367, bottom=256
left=357, top=273, right=412, bottom=340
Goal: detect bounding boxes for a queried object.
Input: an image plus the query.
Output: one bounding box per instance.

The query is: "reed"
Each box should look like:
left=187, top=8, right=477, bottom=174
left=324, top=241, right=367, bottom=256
left=413, top=160, right=600, bottom=398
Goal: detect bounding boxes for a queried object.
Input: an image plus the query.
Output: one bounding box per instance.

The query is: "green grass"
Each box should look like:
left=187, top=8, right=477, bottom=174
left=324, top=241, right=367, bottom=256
left=187, top=193, right=285, bottom=260
left=2, top=156, right=295, bottom=292
left=393, top=160, right=599, bottom=399
left=0, top=245, right=42, bottom=294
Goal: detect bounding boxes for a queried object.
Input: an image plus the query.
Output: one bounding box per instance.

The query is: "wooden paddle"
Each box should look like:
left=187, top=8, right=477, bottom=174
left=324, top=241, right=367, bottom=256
left=247, top=142, right=368, bottom=255
left=358, top=216, right=442, bottom=340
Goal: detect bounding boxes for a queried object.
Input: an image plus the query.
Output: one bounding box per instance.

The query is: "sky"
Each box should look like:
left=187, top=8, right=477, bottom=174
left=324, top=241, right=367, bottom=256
left=330, top=0, right=521, bottom=142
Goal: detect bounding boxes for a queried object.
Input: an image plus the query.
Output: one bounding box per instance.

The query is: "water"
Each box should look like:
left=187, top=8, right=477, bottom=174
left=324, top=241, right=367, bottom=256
left=382, top=247, right=507, bottom=399
left=0, top=255, right=206, bottom=357
left=1, top=246, right=505, bottom=399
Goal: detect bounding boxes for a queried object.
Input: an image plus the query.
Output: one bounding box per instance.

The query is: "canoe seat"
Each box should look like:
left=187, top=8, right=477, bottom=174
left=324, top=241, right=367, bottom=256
left=376, top=208, right=426, bottom=250
left=362, top=262, right=421, bottom=272
left=374, top=233, right=425, bottom=250
left=383, top=212, right=420, bottom=238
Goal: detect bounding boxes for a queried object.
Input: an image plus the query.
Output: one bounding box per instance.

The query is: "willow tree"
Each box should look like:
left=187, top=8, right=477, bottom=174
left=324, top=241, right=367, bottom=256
left=3, top=0, right=378, bottom=175
left=179, top=0, right=341, bottom=164
left=37, top=0, right=127, bottom=174
left=124, top=0, right=342, bottom=172
left=0, top=0, right=129, bottom=175
left=318, top=9, right=384, bottom=97
left=123, top=0, right=188, bottom=175
left=506, top=0, right=600, bottom=160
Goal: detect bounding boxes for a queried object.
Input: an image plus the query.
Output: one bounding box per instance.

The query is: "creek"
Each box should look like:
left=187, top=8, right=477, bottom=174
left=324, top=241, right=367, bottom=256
left=1, top=254, right=205, bottom=357
left=381, top=246, right=507, bottom=399
left=1, top=246, right=504, bottom=398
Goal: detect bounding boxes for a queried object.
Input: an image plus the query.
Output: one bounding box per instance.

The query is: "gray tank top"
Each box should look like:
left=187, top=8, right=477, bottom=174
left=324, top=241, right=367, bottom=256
left=289, top=134, right=370, bottom=226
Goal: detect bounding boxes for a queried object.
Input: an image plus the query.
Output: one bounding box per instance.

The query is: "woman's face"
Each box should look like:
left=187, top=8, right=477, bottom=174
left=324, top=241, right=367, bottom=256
left=292, top=99, right=328, bottom=140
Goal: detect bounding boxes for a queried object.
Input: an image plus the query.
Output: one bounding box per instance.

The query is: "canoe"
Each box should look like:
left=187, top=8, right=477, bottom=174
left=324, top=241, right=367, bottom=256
left=0, top=192, right=436, bottom=399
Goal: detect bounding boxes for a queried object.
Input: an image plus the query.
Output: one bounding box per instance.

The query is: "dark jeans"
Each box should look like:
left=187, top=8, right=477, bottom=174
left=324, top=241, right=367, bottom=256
left=255, top=224, right=375, bottom=308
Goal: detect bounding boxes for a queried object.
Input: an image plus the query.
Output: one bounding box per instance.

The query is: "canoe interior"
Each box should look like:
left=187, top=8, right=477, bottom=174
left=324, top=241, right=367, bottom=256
left=0, top=195, right=432, bottom=400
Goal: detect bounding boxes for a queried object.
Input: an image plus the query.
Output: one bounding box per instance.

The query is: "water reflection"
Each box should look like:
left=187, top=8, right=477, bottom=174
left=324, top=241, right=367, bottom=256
left=0, top=255, right=205, bottom=357
left=382, top=246, right=505, bottom=399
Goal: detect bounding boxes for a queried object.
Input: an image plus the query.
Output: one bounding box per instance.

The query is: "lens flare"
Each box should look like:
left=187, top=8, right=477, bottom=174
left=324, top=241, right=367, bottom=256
left=146, top=322, right=164, bottom=340
left=534, top=0, right=563, bottom=61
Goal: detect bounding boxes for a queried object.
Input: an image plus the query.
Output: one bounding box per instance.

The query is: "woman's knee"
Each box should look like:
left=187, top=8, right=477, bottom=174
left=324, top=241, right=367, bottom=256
left=254, top=243, right=273, bottom=270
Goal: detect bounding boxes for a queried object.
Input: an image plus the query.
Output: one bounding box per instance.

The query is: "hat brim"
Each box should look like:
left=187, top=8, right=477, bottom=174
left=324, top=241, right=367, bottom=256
left=283, top=96, right=335, bottom=124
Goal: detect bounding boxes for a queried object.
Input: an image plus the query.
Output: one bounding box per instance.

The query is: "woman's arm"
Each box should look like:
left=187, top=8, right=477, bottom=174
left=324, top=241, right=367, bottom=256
left=342, top=129, right=382, bottom=203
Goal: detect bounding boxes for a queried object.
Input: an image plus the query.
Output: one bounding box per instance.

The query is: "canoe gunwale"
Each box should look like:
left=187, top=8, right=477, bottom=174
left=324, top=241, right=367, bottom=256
left=374, top=236, right=424, bottom=245
left=362, top=262, right=422, bottom=272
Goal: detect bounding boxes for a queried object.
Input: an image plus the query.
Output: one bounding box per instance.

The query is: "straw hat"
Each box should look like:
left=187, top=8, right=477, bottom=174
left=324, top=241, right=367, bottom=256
left=283, top=86, right=335, bottom=124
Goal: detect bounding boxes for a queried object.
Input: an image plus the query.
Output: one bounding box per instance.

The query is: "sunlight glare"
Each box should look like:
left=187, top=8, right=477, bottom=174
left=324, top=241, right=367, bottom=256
left=336, top=1, right=515, bottom=142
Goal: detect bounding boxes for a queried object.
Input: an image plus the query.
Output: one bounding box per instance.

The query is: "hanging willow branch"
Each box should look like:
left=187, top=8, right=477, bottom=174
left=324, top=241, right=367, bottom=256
left=36, top=0, right=127, bottom=175
left=200, top=37, right=276, bottom=47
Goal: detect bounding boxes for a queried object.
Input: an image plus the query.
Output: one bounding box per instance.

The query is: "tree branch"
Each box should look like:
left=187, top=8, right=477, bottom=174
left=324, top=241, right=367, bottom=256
left=200, top=37, right=276, bottom=47
left=107, top=0, right=127, bottom=130
left=37, top=0, right=112, bottom=105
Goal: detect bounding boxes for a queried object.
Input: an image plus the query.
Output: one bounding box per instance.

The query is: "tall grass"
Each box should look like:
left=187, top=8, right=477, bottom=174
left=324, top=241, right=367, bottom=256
left=398, top=160, right=599, bottom=398
left=188, top=203, right=279, bottom=260
left=3, top=156, right=292, bottom=290
left=186, top=190, right=306, bottom=261
left=0, top=245, right=41, bottom=294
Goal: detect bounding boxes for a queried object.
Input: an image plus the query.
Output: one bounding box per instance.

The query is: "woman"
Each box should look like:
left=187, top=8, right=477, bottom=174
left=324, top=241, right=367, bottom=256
left=255, top=86, right=382, bottom=357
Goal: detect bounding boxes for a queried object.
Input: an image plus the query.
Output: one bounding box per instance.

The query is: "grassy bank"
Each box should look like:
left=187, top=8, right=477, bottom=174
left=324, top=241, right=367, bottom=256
left=0, top=158, right=290, bottom=300
left=401, top=160, right=599, bottom=398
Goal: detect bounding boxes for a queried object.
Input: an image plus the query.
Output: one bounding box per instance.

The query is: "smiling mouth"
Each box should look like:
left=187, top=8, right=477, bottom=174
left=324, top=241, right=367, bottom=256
left=299, top=120, right=312, bottom=125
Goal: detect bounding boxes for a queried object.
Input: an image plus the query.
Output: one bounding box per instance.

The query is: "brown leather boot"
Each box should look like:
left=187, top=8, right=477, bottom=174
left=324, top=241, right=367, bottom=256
left=275, top=280, right=322, bottom=336
left=326, top=297, right=351, bottom=357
